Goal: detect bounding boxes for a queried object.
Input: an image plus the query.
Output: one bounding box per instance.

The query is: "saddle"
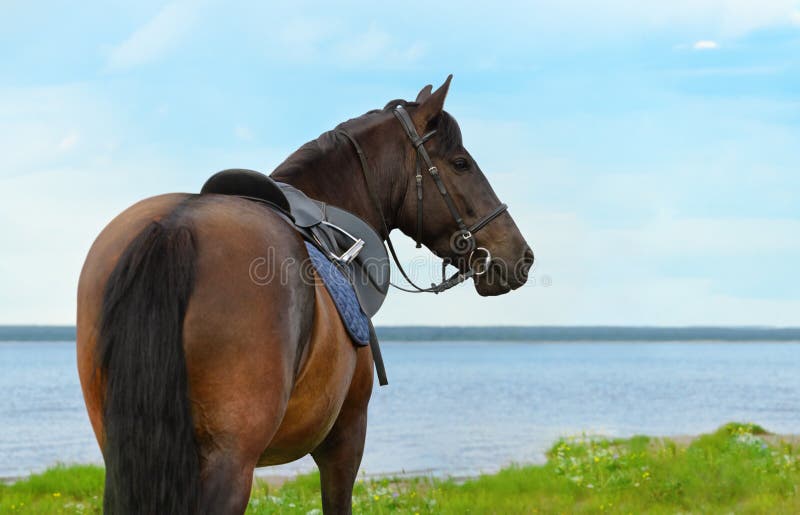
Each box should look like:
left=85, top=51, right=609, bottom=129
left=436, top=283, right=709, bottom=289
left=200, top=169, right=390, bottom=385
left=201, top=169, right=390, bottom=317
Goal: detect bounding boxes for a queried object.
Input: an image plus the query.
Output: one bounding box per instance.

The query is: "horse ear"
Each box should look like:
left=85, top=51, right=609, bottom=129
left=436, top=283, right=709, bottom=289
left=415, top=84, right=433, bottom=103
left=412, top=75, right=452, bottom=130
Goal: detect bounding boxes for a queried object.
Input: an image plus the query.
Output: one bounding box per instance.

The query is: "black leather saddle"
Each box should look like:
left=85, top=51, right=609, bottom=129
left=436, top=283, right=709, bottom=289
left=200, top=169, right=390, bottom=317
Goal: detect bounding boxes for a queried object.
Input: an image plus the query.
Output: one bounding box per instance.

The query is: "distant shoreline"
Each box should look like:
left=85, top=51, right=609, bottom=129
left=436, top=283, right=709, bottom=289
left=2, top=325, right=800, bottom=342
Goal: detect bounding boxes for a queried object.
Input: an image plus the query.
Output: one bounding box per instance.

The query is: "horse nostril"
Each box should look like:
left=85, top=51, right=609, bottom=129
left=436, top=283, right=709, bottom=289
left=519, top=247, right=534, bottom=280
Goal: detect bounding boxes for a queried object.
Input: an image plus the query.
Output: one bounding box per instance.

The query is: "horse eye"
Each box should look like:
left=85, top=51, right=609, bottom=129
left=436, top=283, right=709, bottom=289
left=453, top=158, right=470, bottom=171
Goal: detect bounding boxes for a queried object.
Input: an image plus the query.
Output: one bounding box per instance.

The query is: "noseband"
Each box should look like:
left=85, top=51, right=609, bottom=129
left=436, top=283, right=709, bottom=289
left=337, top=105, right=508, bottom=294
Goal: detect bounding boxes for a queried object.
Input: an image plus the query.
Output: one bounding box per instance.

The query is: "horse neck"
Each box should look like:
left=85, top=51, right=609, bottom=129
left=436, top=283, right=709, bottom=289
left=271, top=126, right=408, bottom=239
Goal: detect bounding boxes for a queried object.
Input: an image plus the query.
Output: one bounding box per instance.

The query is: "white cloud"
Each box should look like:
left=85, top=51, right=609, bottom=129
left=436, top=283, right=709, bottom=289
left=0, top=85, right=117, bottom=180
left=376, top=242, right=800, bottom=327
left=276, top=18, right=338, bottom=61
left=327, top=25, right=425, bottom=66
left=335, top=26, right=391, bottom=64
left=617, top=216, right=800, bottom=256
left=399, top=41, right=427, bottom=63
left=708, top=0, right=799, bottom=35
left=97, top=0, right=798, bottom=75
left=693, top=40, right=719, bottom=50
left=58, top=131, right=80, bottom=151
left=671, top=65, right=785, bottom=77
left=234, top=125, right=254, bottom=141
left=253, top=15, right=427, bottom=68
left=107, top=0, right=202, bottom=71
left=0, top=81, right=301, bottom=324
left=539, top=0, right=799, bottom=38
left=371, top=199, right=800, bottom=327
left=415, top=211, right=800, bottom=327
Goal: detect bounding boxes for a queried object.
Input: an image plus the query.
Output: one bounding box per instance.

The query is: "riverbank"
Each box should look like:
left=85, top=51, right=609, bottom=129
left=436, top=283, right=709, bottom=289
left=1, top=423, right=798, bottom=513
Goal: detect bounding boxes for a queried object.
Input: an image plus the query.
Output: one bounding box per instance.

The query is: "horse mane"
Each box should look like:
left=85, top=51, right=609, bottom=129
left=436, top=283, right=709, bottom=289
left=271, top=138, right=328, bottom=178
left=272, top=98, right=462, bottom=180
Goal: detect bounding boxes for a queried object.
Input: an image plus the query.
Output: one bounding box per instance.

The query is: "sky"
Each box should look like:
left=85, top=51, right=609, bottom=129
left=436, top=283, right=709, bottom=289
left=1, top=0, right=799, bottom=326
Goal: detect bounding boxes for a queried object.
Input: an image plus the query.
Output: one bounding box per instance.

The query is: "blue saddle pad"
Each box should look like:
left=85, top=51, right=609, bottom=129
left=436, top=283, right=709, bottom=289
left=305, top=242, right=370, bottom=346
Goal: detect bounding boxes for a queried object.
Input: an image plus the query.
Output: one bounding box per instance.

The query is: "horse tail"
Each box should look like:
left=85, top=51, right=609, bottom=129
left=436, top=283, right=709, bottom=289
left=97, top=217, right=200, bottom=514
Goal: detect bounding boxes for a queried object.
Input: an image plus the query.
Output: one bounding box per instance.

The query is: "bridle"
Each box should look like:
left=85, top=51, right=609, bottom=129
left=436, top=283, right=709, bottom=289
left=337, top=104, right=508, bottom=294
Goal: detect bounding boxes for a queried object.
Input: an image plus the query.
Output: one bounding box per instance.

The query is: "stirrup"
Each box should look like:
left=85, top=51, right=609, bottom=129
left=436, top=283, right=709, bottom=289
left=316, top=221, right=365, bottom=265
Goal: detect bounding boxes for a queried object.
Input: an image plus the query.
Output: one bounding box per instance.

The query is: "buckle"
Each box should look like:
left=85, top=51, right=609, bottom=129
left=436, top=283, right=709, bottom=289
left=450, top=229, right=475, bottom=255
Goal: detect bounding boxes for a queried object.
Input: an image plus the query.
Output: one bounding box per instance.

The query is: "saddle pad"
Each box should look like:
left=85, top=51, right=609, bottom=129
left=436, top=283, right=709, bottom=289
left=305, top=242, right=370, bottom=346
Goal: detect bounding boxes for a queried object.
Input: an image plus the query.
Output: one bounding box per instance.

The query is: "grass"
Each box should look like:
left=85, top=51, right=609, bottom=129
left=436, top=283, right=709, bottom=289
left=0, top=464, right=104, bottom=513
left=2, top=423, right=798, bottom=514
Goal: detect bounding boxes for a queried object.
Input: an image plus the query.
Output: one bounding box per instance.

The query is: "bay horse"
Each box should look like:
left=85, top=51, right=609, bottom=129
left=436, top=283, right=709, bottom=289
left=76, top=76, right=533, bottom=514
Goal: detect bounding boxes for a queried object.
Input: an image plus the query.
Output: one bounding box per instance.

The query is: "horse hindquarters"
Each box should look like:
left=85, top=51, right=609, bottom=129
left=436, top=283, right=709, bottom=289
left=77, top=194, right=340, bottom=513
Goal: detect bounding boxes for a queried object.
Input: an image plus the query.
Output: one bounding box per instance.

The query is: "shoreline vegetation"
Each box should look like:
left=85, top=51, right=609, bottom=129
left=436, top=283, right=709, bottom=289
left=2, top=423, right=798, bottom=513
left=2, top=325, right=800, bottom=342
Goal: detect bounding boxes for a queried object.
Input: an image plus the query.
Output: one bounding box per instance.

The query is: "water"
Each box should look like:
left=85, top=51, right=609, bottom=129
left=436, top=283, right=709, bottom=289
left=1, top=340, right=799, bottom=478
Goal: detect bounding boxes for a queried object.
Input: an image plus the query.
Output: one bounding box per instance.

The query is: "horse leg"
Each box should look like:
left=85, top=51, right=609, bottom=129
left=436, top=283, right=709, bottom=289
left=311, top=346, right=374, bottom=515
left=198, top=450, right=255, bottom=515
left=312, top=411, right=367, bottom=515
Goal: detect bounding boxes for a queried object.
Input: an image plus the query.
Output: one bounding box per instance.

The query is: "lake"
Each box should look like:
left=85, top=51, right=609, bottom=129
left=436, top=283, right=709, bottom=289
left=1, top=340, right=798, bottom=479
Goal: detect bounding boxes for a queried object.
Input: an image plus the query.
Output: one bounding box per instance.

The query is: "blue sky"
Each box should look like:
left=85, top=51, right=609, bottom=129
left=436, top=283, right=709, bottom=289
left=1, top=1, right=799, bottom=325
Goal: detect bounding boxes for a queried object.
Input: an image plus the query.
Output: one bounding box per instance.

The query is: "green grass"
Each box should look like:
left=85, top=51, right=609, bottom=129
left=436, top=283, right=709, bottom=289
left=0, top=464, right=104, bottom=513
left=2, top=423, right=799, bottom=514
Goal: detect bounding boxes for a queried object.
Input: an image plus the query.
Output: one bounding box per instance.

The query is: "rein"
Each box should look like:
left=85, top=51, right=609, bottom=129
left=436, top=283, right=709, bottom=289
left=337, top=105, right=508, bottom=294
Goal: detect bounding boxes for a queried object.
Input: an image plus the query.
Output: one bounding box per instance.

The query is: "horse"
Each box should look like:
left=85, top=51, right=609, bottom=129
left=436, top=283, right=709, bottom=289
left=76, top=76, right=534, bottom=514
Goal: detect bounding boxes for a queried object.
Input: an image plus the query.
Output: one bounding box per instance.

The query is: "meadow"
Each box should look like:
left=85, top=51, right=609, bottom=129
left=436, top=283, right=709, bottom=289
left=1, top=423, right=798, bottom=514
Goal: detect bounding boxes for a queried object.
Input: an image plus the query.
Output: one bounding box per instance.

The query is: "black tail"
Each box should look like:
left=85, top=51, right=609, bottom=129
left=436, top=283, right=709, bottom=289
left=98, top=219, right=200, bottom=514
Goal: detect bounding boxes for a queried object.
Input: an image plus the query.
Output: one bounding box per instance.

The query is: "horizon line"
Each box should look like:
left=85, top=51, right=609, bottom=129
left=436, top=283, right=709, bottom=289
left=2, top=325, right=800, bottom=343
left=2, top=324, right=800, bottom=329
